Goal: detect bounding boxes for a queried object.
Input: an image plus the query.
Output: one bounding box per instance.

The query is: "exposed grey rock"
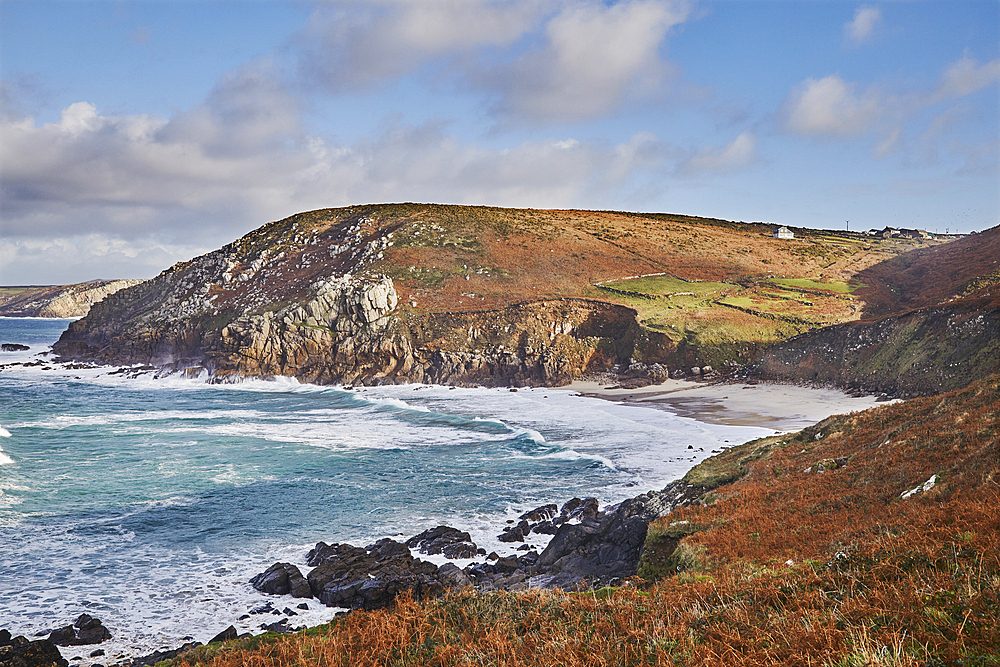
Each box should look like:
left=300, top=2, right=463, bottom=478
left=207, top=626, right=237, bottom=645
left=0, top=632, right=68, bottom=667
left=405, top=526, right=478, bottom=559
left=46, top=616, right=110, bottom=647
left=305, top=539, right=442, bottom=610
left=249, top=562, right=312, bottom=598
left=436, top=563, right=473, bottom=588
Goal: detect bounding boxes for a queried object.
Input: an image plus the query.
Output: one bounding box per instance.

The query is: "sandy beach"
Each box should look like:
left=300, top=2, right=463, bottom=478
left=560, top=379, right=895, bottom=432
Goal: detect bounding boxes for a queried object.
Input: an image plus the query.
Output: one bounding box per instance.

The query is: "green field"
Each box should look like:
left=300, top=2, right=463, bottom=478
left=600, top=275, right=737, bottom=297
left=766, top=277, right=858, bottom=294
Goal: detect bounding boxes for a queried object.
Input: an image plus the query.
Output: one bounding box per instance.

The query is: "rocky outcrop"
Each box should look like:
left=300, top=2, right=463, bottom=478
left=50, top=207, right=662, bottom=387
left=302, top=539, right=444, bottom=610
left=251, top=483, right=706, bottom=611
left=46, top=615, right=111, bottom=647
left=752, top=294, right=1000, bottom=397
left=0, top=631, right=67, bottom=667
left=405, top=526, right=479, bottom=559
left=249, top=562, right=312, bottom=598
left=0, top=280, right=143, bottom=318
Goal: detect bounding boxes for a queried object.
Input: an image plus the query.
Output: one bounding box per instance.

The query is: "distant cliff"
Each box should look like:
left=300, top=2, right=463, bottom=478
left=0, top=280, right=144, bottom=318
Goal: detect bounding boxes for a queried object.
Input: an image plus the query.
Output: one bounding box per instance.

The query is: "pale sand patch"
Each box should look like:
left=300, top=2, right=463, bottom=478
left=559, top=380, right=895, bottom=431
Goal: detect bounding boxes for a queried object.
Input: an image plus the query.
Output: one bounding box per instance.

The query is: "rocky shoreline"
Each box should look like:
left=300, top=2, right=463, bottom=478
left=1, top=480, right=710, bottom=667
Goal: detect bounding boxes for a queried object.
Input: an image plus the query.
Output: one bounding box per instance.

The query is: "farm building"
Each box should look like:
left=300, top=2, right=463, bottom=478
left=773, top=226, right=794, bottom=239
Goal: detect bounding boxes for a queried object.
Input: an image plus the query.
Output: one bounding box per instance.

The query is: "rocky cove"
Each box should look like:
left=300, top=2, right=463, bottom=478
left=248, top=481, right=708, bottom=615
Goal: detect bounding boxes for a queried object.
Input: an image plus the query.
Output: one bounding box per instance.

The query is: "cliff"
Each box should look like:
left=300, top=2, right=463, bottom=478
left=0, top=280, right=144, bottom=318
left=53, top=203, right=977, bottom=390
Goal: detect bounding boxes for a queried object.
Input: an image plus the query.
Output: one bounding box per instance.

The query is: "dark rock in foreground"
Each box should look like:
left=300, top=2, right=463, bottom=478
left=0, top=629, right=67, bottom=667
left=249, top=562, right=312, bottom=598
left=251, top=481, right=707, bottom=611
left=47, top=616, right=111, bottom=647
left=405, top=526, right=478, bottom=559
left=304, top=539, right=444, bottom=610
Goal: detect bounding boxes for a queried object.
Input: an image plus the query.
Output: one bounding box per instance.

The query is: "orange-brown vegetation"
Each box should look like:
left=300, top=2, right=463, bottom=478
left=854, top=226, right=1000, bottom=320
left=166, top=375, right=999, bottom=666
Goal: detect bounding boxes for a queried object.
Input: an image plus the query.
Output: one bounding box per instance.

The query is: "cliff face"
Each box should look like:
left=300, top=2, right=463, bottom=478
left=0, top=280, right=144, bottom=318
left=752, top=294, right=1000, bottom=397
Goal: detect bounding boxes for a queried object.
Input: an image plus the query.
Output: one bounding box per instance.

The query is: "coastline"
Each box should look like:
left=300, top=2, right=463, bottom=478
left=557, top=378, right=895, bottom=431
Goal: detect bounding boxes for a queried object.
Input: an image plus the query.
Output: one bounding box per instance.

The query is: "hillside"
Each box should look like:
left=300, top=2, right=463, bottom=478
left=0, top=280, right=144, bottom=318
left=152, top=373, right=1000, bottom=667
left=52, top=204, right=943, bottom=388
left=752, top=226, right=1000, bottom=396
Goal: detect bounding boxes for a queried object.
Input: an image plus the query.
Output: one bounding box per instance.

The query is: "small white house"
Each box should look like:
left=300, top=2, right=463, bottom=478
left=774, top=226, right=794, bottom=239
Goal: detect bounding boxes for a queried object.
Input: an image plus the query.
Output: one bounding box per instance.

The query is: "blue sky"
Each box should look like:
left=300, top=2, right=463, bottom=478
left=1, top=0, right=998, bottom=285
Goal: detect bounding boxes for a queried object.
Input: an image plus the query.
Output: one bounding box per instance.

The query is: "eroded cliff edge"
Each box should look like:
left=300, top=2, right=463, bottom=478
left=0, top=280, right=144, bottom=318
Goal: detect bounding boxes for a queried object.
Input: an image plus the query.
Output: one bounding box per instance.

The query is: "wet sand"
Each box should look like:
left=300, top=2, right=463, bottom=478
left=560, top=379, right=895, bottom=431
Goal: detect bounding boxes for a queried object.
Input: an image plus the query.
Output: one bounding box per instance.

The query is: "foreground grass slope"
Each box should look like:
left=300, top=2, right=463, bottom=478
left=165, top=374, right=999, bottom=666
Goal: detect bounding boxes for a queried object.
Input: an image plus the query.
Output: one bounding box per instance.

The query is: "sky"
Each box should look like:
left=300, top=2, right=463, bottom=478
left=1, top=0, right=998, bottom=285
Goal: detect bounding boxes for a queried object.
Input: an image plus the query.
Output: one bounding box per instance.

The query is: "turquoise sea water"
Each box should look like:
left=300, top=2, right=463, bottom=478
left=0, top=317, right=775, bottom=659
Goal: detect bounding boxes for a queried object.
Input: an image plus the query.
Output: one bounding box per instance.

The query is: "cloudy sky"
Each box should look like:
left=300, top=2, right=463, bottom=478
left=1, top=0, right=998, bottom=285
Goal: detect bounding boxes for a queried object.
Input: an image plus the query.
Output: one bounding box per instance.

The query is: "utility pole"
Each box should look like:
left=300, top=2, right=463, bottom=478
left=846, top=220, right=849, bottom=232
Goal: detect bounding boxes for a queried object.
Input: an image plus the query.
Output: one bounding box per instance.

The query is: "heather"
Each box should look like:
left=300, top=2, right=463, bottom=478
left=163, top=376, right=999, bottom=667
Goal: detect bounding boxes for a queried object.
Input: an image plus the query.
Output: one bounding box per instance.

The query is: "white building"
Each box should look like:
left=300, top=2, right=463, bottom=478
left=773, top=226, right=794, bottom=239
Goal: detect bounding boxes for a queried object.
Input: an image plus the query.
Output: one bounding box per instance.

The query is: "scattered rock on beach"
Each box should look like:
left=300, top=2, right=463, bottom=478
left=47, top=615, right=111, bottom=647
left=304, top=538, right=443, bottom=610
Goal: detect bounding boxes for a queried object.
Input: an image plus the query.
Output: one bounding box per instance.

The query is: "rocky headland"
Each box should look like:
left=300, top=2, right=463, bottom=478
left=52, top=204, right=999, bottom=397
left=0, top=281, right=144, bottom=319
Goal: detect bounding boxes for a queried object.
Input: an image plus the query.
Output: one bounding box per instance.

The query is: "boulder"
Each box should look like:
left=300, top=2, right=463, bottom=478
left=206, top=626, right=237, bottom=645
left=436, top=563, right=473, bottom=588
left=531, top=490, right=677, bottom=589
left=498, top=520, right=529, bottom=542
left=249, top=562, right=312, bottom=598
left=405, top=526, right=478, bottom=559
left=0, top=634, right=68, bottom=667
left=518, top=504, right=558, bottom=525
left=304, top=539, right=443, bottom=610
left=0, top=344, right=29, bottom=352
left=46, top=616, right=110, bottom=647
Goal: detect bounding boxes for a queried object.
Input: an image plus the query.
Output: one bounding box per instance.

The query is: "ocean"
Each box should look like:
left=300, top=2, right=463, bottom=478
left=0, top=316, right=829, bottom=661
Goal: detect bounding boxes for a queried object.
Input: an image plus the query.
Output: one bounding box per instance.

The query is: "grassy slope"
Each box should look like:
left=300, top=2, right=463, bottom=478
left=751, top=226, right=1000, bottom=395
left=164, top=374, right=999, bottom=667
left=853, top=226, right=1000, bottom=320
left=349, top=204, right=932, bottom=369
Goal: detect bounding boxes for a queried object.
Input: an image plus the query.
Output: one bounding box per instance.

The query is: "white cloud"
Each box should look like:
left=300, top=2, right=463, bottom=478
left=931, top=55, right=1000, bottom=102
left=783, top=75, right=882, bottom=137
left=844, top=6, right=881, bottom=46
left=298, top=0, right=691, bottom=123
left=678, top=130, right=757, bottom=175
left=299, top=0, right=544, bottom=89
left=485, top=0, right=689, bottom=122
left=0, top=95, right=681, bottom=283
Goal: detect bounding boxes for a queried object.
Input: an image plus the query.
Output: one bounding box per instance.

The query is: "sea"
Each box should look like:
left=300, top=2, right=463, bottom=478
left=0, top=316, right=844, bottom=661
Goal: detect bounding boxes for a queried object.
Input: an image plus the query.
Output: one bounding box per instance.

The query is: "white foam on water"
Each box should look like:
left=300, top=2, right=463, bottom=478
left=0, top=426, right=11, bottom=437
left=0, top=449, right=13, bottom=466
